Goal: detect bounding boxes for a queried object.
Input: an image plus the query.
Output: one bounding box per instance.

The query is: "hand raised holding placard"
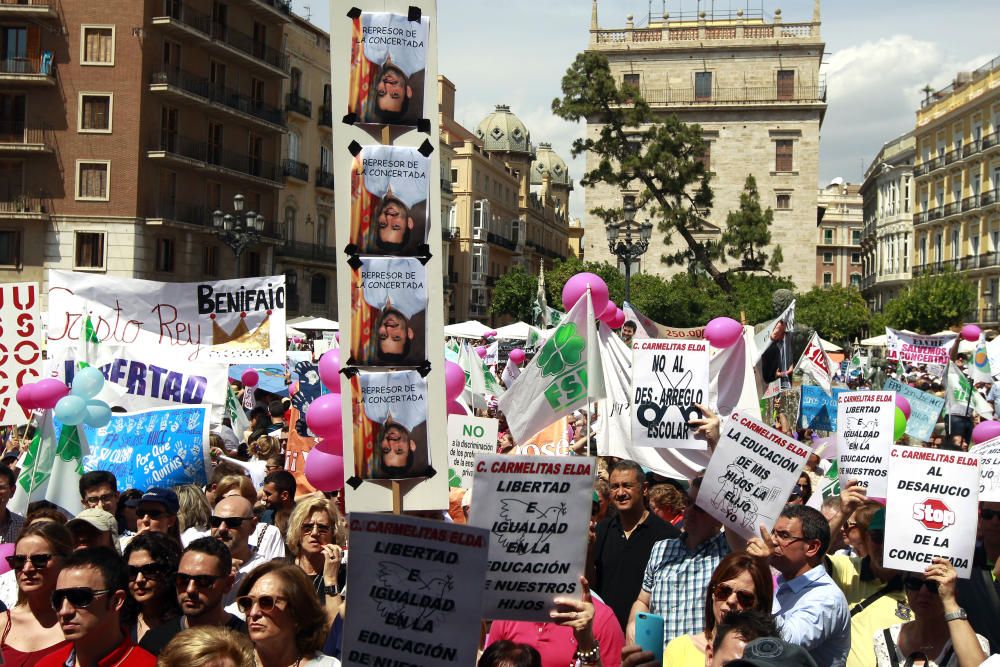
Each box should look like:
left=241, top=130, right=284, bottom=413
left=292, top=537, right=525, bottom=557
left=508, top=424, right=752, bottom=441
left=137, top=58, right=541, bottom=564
left=688, top=403, right=720, bottom=449
left=551, top=577, right=601, bottom=663
left=746, top=523, right=776, bottom=560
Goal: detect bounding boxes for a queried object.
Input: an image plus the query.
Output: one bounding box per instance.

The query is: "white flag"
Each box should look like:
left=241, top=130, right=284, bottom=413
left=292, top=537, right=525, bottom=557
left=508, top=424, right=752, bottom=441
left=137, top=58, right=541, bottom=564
left=946, top=361, right=993, bottom=418
left=10, top=412, right=86, bottom=516
left=794, top=332, right=835, bottom=395
left=971, top=336, right=993, bottom=384
left=499, top=292, right=605, bottom=444
left=501, top=359, right=520, bottom=387
left=710, top=325, right=763, bottom=419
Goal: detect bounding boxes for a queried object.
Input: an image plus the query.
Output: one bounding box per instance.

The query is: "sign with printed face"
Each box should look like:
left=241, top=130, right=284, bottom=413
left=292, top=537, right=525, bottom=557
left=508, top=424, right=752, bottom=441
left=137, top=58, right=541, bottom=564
left=469, top=455, right=594, bottom=621
left=447, top=415, right=499, bottom=489
left=342, top=513, right=489, bottom=667
left=350, top=257, right=427, bottom=367
left=883, top=445, right=979, bottom=578
left=837, top=391, right=895, bottom=497
left=697, top=411, right=811, bottom=539
left=350, top=370, right=430, bottom=481
left=350, top=145, right=430, bottom=255
left=883, top=379, right=945, bottom=442
left=630, top=339, right=710, bottom=449
left=0, top=282, right=41, bottom=426
left=971, top=437, right=1000, bottom=502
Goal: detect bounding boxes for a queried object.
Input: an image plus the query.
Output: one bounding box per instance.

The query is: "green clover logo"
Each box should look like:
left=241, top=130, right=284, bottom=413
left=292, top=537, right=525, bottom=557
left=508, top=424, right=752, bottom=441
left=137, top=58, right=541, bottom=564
left=536, top=323, right=586, bottom=378
left=56, top=425, right=84, bottom=475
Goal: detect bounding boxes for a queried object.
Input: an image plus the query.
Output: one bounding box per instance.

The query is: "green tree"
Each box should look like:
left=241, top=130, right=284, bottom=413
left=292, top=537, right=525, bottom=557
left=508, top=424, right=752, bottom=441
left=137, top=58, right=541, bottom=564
left=719, top=174, right=783, bottom=274
left=882, top=270, right=977, bottom=333
left=552, top=52, right=733, bottom=292
left=796, top=285, right=871, bottom=344
left=489, top=265, right=538, bottom=322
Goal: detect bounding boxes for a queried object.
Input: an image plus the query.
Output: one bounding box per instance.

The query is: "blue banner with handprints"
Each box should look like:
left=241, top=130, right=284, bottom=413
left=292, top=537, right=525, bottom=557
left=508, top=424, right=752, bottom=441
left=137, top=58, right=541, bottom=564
left=798, top=386, right=847, bottom=432
left=79, top=406, right=210, bottom=491
left=883, top=378, right=945, bottom=442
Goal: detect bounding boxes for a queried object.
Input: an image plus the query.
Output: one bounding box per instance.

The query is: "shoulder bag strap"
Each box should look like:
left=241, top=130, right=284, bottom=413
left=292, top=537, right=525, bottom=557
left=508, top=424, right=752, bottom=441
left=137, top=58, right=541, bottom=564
left=851, top=577, right=903, bottom=617
left=884, top=628, right=901, bottom=667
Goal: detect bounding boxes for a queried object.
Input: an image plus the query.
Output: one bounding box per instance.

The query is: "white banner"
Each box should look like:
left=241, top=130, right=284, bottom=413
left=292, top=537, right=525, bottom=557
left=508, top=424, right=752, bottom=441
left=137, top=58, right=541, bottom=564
left=885, top=327, right=956, bottom=366
left=794, top=331, right=834, bottom=395
left=630, top=339, right=710, bottom=449
left=470, top=455, right=593, bottom=621
left=883, top=446, right=979, bottom=578
left=971, top=437, right=1000, bottom=502
left=837, top=391, right=895, bottom=497
left=698, top=411, right=811, bottom=539
left=47, top=270, right=286, bottom=363
left=447, top=415, right=498, bottom=489
left=0, top=282, right=42, bottom=426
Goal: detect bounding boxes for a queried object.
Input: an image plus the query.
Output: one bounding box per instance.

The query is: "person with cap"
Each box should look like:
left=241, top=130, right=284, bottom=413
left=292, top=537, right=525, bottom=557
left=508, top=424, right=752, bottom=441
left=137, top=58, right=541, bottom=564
left=67, top=508, right=120, bottom=553
left=122, top=488, right=181, bottom=550
left=723, top=636, right=818, bottom=667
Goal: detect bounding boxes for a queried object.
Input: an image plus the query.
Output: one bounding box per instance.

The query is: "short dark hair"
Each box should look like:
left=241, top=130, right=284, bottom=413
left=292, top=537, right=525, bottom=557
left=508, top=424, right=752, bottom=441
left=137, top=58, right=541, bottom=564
left=478, top=641, right=542, bottom=667
left=374, top=308, right=413, bottom=363
left=0, top=464, right=16, bottom=489
left=373, top=196, right=412, bottom=252
left=609, top=459, right=645, bottom=485
left=375, top=423, right=415, bottom=478
left=712, top=609, right=780, bottom=652
left=183, top=537, right=232, bottom=577
left=780, top=504, right=831, bottom=558
left=263, top=470, right=296, bottom=498
left=623, top=320, right=637, bottom=330
left=79, top=470, right=118, bottom=498
left=268, top=400, right=286, bottom=419
left=63, top=546, right=127, bottom=594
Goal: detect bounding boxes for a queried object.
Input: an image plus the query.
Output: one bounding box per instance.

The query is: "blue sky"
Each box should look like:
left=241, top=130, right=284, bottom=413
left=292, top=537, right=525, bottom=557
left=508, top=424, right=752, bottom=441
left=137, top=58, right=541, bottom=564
left=297, top=0, right=997, bottom=218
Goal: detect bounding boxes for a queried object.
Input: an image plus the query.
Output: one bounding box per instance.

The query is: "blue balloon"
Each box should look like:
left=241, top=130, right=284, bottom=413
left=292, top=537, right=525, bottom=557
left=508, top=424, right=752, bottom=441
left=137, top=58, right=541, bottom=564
left=71, top=366, right=105, bottom=400
left=83, top=400, right=112, bottom=428
left=54, top=395, right=87, bottom=426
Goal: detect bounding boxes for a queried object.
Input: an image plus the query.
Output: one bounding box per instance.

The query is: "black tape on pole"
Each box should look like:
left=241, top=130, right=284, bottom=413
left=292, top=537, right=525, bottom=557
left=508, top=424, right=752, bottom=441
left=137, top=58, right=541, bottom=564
left=347, top=7, right=361, bottom=18
left=344, top=243, right=360, bottom=257
left=417, top=139, right=435, bottom=157
left=417, top=253, right=431, bottom=266
left=416, top=243, right=431, bottom=257
left=417, top=361, right=432, bottom=377
left=348, top=140, right=363, bottom=156
left=407, top=6, right=421, bottom=22
left=417, top=118, right=431, bottom=134
left=424, top=466, right=437, bottom=479
left=347, top=255, right=363, bottom=271
left=340, top=367, right=360, bottom=379
left=342, top=113, right=358, bottom=126
left=346, top=476, right=363, bottom=490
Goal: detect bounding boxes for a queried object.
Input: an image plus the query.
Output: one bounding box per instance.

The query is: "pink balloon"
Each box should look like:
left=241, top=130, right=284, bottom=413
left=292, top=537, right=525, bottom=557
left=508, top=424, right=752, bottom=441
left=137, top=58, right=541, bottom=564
left=509, top=348, right=526, bottom=365
left=961, top=324, right=982, bottom=342
left=241, top=369, right=259, bottom=387
left=314, top=434, right=343, bottom=456
left=610, top=308, right=626, bottom=329
left=445, top=361, right=466, bottom=401
left=894, top=394, right=911, bottom=420
left=705, top=317, right=744, bottom=349
left=0, top=543, right=14, bottom=575
left=306, top=394, right=342, bottom=438
left=476, top=346, right=487, bottom=359
left=485, top=330, right=497, bottom=338
left=33, top=379, right=69, bottom=410
left=599, top=300, right=618, bottom=323
left=15, top=383, right=36, bottom=410
left=447, top=400, right=467, bottom=416
left=972, top=420, right=1000, bottom=446
left=304, top=449, right=344, bottom=492
left=561, top=272, right=610, bottom=316
left=318, top=350, right=341, bottom=393
left=335, top=332, right=340, bottom=343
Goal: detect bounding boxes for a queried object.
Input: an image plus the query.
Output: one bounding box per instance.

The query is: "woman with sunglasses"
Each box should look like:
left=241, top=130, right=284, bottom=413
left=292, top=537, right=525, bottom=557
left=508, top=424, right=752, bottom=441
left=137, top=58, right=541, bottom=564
left=123, top=532, right=181, bottom=642
left=235, top=561, right=339, bottom=667
left=285, top=495, right=343, bottom=624
left=872, top=557, right=988, bottom=667
left=662, top=552, right=774, bottom=666
left=0, top=522, right=73, bottom=667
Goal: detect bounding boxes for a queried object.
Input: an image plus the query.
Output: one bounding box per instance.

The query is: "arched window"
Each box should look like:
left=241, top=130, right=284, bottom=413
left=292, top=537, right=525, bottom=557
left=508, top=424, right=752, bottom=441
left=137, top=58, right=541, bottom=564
left=284, top=206, right=296, bottom=242
left=310, top=273, right=327, bottom=305
left=317, top=214, right=328, bottom=246
left=288, top=130, right=300, bottom=162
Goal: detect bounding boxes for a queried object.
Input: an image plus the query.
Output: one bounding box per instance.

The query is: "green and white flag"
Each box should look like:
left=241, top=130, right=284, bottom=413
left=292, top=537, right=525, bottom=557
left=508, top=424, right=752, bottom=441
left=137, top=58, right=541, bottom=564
left=971, top=336, right=993, bottom=384
left=946, top=361, right=992, bottom=417
left=9, top=412, right=86, bottom=516
left=226, top=384, right=251, bottom=438
left=458, top=343, right=503, bottom=408
left=499, top=291, right=606, bottom=444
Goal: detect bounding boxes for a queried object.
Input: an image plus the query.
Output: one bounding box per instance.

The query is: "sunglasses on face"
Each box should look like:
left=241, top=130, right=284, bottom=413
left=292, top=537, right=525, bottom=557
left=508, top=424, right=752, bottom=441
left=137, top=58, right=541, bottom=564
left=302, top=522, right=330, bottom=534
left=127, top=563, right=167, bottom=581
left=209, top=516, right=247, bottom=529
left=981, top=508, right=1000, bottom=520
left=175, top=573, right=222, bottom=589
left=712, top=583, right=756, bottom=608
left=135, top=508, right=166, bottom=520
left=904, top=578, right=939, bottom=593
left=51, top=587, right=111, bottom=609
left=235, top=594, right=286, bottom=614
left=6, top=553, right=54, bottom=571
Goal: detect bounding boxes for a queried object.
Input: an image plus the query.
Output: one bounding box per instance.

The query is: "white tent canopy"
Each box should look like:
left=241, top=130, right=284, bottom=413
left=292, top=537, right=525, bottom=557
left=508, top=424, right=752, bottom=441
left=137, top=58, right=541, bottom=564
left=286, top=326, right=307, bottom=338
left=860, top=334, right=887, bottom=347
left=444, top=320, right=491, bottom=339
left=494, top=321, right=532, bottom=340
left=295, top=317, right=339, bottom=330
left=819, top=338, right=842, bottom=352
left=287, top=315, right=314, bottom=326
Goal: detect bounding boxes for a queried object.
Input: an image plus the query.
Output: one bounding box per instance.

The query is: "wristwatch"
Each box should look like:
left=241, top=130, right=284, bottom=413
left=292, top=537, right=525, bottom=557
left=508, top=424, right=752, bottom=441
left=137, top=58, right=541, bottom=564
left=324, top=583, right=340, bottom=596
left=943, top=608, right=967, bottom=622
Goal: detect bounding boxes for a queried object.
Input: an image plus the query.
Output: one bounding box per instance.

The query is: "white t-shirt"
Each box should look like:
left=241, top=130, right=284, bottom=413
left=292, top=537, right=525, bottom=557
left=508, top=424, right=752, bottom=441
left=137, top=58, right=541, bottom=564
left=873, top=624, right=990, bottom=667
left=360, top=12, right=427, bottom=77
left=360, top=258, right=427, bottom=318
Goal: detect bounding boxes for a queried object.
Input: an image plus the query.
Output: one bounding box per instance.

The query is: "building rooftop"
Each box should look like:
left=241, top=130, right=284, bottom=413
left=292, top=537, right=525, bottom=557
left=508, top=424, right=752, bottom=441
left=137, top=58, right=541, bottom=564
left=475, top=105, right=533, bottom=156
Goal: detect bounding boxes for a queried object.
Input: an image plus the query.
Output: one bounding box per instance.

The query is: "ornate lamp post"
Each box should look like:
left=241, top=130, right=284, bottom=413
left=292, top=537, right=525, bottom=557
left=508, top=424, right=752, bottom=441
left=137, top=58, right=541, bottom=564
left=212, top=194, right=266, bottom=277
left=606, top=193, right=653, bottom=302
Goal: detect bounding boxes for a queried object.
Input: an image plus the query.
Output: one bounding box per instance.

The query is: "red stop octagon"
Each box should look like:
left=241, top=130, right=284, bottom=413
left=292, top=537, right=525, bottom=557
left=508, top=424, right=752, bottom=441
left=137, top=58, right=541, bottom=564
left=913, top=498, right=954, bottom=531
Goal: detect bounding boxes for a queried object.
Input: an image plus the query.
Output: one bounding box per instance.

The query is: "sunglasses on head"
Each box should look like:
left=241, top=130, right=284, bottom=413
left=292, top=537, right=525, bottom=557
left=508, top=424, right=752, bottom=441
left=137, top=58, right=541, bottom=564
left=712, top=583, right=756, bottom=608
left=209, top=516, right=247, bottom=529
left=235, top=594, right=285, bottom=614
left=904, top=578, right=939, bottom=593
left=175, top=573, right=222, bottom=589
left=127, top=563, right=167, bottom=581
left=981, top=508, right=1000, bottom=520
left=51, top=587, right=111, bottom=609
left=6, top=553, right=54, bottom=571
left=135, top=508, right=166, bottom=520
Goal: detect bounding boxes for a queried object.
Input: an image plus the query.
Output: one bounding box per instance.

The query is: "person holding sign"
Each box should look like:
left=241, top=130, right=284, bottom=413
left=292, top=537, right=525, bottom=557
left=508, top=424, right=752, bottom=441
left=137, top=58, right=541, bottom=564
left=871, top=558, right=988, bottom=667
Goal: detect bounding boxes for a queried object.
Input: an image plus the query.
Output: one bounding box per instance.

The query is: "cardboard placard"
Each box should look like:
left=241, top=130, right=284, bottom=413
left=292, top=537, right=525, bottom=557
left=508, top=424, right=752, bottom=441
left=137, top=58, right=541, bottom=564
left=837, top=391, right=895, bottom=496
left=350, top=257, right=427, bottom=367
left=0, top=282, right=41, bottom=426
left=630, top=339, right=710, bottom=449
left=971, top=437, right=1000, bottom=502
left=469, top=455, right=593, bottom=621
left=342, top=513, right=489, bottom=667
left=883, top=379, right=945, bottom=442
left=883, top=445, right=979, bottom=578
left=698, top=411, right=811, bottom=538
left=447, top=415, right=499, bottom=489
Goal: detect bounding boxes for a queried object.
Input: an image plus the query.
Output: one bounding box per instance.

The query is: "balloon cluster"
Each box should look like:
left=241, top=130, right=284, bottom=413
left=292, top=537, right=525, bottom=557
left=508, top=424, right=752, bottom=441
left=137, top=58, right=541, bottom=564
left=57, top=367, right=112, bottom=428
left=475, top=346, right=487, bottom=359
left=508, top=348, right=526, bottom=366
left=445, top=361, right=467, bottom=417
left=598, top=300, right=625, bottom=329
left=305, top=350, right=345, bottom=492
left=561, top=272, right=627, bottom=327
left=960, top=324, right=981, bottom=342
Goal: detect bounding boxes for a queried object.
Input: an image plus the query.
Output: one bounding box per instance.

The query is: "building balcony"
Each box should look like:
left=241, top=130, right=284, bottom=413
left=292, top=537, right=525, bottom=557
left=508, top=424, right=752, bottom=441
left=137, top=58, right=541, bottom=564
left=318, top=105, right=332, bottom=129
left=0, top=122, right=53, bottom=154
left=914, top=156, right=943, bottom=177
left=639, top=83, right=825, bottom=107
left=983, top=130, right=1000, bottom=152
left=276, top=240, right=337, bottom=264
left=147, top=132, right=281, bottom=186
left=0, top=0, right=59, bottom=20
left=487, top=231, right=516, bottom=252
left=943, top=147, right=962, bottom=165
left=982, top=306, right=998, bottom=324
left=285, top=93, right=311, bottom=119
left=485, top=275, right=497, bottom=287
left=0, top=195, right=49, bottom=221
left=315, top=168, right=334, bottom=191
left=591, top=20, right=821, bottom=47
left=147, top=199, right=209, bottom=228
left=0, top=56, right=56, bottom=86
left=149, top=68, right=285, bottom=131
left=241, top=0, right=292, bottom=22
left=441, top=177, right=453, bottom=194
left=151, top=1, right=289, bottom=77
left=442, top=227, right=458, bottom=241
left=469, top=303, right=487, bottom=317
left=282, top=158, right=308, bottom=183
left=914, top=189, right=1000, bottom=226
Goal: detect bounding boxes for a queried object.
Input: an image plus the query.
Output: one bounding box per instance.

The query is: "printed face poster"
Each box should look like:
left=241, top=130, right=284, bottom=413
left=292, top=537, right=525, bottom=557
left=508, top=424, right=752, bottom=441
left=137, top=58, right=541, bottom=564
left=469, top=455, right=594, bottom=621
left=630, top=339, right=709, bottom=449
left=0, top=282, right=41, bottom=426
left=836, top=391, right=895, bottom=497
left=47, top=271, right=286, bottom=363
left=350, top=370, right=430, bottom=480
left=698, top=411, right=811, bottom=539
left=351, top=146, right=429, bottom=255
left=971, top=437, right=1000, bottom=502
left=883, top=445, right=979, bottom=578
left=342, top=513, right=489, bottom=667
left=883, top=378, right=945, bottom=442
left=447, top=415, right=499, bottom=489
left=348, top=12, right=429, bottom=126
left=350, top=258, right=427, bottom=366
left=885, top=327, right=956, bottom=366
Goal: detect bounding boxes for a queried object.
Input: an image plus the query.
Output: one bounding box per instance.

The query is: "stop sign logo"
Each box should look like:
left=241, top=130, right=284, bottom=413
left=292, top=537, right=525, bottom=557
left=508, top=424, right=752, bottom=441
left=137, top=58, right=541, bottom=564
left=912, top=498, right=955, bottom=531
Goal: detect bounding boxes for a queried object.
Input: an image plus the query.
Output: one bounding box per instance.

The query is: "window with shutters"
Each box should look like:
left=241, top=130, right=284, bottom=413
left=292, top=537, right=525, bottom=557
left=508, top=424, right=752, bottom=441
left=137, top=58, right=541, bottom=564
left=81, top=26, right=114, bottom=65
left=822, top=273, right=832, bottom=287
left=76, top=161, right=110, bottom=200
left=776, top=70, right=795, bottom=100
left=310, top=273, right=327, bottom=305
left=74, top=232, right=105, bottom=269
left=695, top=71, right=712, bottom=100
left=697, top=141, right=711, bottom=171
left=203, top=246, right=218, bottom=277
left=776, top=193, right=791, bottom=209
left=79, top=94, right=112, bottom=132
left=775, top=140, right=794, bottom=172
left=245, top=251, right=261, bottom=276
left=0, top=230, right=21, bottom=267
left=155, top=238, right=175, bottom=273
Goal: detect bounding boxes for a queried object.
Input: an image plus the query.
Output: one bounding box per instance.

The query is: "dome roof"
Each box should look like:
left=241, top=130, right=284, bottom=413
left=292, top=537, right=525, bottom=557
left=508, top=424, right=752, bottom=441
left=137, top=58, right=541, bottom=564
left=475, top=104, right=532, bottom=155
left=531, top=142, right=571, bottom=187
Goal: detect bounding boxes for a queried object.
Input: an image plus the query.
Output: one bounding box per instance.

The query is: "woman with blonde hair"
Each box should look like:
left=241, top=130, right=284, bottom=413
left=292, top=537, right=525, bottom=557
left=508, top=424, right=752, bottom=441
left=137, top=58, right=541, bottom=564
left=286, top=495, right=343, bottom=623
left=175, top=484, right=212, bottom=546
left=213, top=474, right=285, bottom=561
left=158, top=625, right=255, bottom=667
left=213, top=436, right=282, bottom=488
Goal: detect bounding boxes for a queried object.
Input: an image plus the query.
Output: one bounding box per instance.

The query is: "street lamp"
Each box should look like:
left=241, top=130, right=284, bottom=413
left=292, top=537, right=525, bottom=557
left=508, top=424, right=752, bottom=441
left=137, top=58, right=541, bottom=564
left=212, top=194, right=266, bottom=277
left=607, top=194, right=653, bottom=302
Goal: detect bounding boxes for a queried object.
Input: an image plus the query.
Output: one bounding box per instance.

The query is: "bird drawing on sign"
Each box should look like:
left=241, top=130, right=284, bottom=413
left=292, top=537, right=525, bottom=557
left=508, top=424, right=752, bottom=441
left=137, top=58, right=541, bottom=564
left=495, top=499, right=567, bottom=552
left=374, top=560, right=454, bottom=625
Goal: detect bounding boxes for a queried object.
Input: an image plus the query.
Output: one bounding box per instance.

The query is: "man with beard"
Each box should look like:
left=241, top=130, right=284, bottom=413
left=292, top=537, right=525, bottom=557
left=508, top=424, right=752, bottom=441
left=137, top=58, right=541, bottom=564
left=590, top=460, right=679, bottom=630
left=139, top=538, right=246, bottom=655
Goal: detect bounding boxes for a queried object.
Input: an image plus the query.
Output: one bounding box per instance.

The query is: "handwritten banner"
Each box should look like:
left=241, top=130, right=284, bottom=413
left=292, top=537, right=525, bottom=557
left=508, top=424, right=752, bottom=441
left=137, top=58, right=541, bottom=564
left=883, top=445, right=979, bottom=578
left=883, top=379, right=945, bottom=442
left=342, top=513, right=488, bottom=667
left=630, top=340, right=710, bottom=449
left=698, top=411, right=811, bottom=539
left=0, top=282, right=42, bottom=426
left=971, top=438, right=1000, bottom=502
left=837, top=391, right=895, bottom=497
left=447, top=415, right=499, bottom=489
left=885, top=327, right=956, bottom=366
left=470, top=455, right=593, bottom=621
